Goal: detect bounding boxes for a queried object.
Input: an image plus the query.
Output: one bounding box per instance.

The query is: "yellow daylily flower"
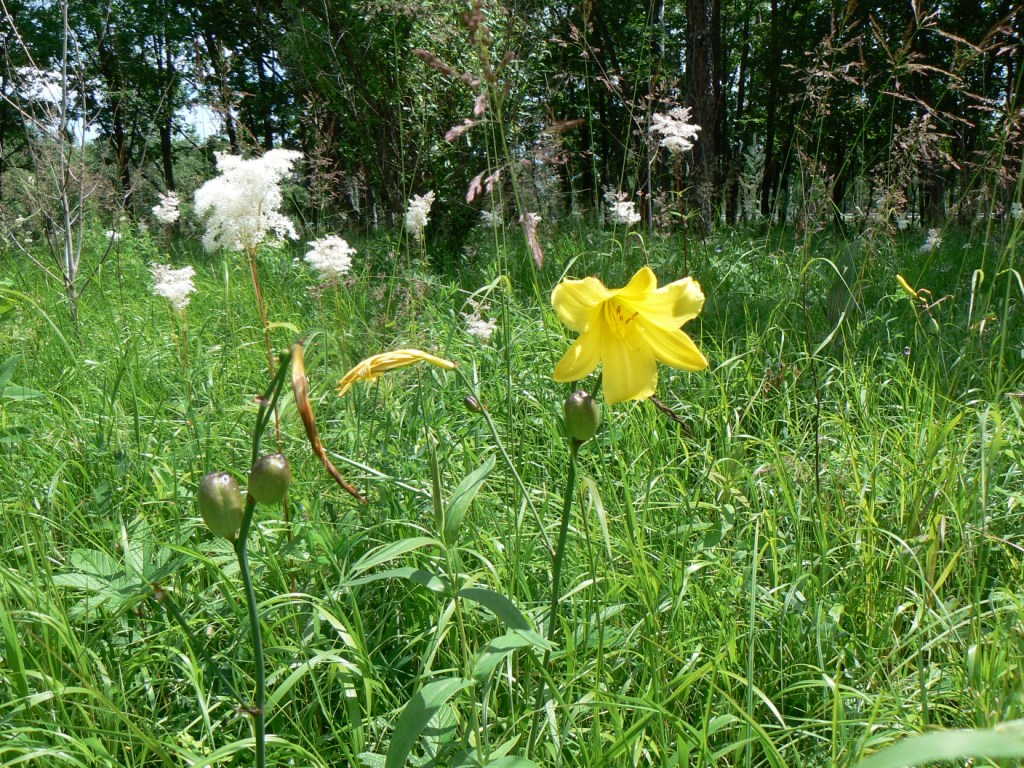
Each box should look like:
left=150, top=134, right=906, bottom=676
left=551, top=266, right=708, bottom=404
left=338, top=349, right=457, bottom=396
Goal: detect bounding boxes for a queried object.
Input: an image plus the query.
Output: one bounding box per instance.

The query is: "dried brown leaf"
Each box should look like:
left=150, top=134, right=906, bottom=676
left=291, top=341, right=367, bottom=504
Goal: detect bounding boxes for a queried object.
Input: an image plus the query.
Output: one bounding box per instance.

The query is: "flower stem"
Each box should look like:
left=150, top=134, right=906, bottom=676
left=528, top=438, right=579, bottom=757
left=234, top=501, right=265, bottom=768
left=233, top=352, right=291, bottom=768
left=246, top=246, right=275, bottom=378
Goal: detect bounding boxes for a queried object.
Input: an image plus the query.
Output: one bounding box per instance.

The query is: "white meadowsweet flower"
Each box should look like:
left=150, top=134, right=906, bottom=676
left=150, top=263, right=197, bottom=312
left=405, top=191, right=436, bottom=241
left=462, top=298, right=497, bottom=343
left=152, top=191, right=181, bottom=225
left=1012, top=202, right=1022, bottom=221
left=604, top=189, right=641, bottom=226
left=609, top=200, right=641, bottom=226
left=193, top=149, right=302, bottom=253
left=304, top=235, right=355, bottom=280
left=650, top=107, right=701, bottom=156
left=919, top=228, right=942, bottom=253
left=106, top=229, right=121, bottom=242
left=464, top=315, right=498, bottom=342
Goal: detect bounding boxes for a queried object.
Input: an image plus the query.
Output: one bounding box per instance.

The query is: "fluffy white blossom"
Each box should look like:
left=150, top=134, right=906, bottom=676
left=462, top=298, right=497, bottom=342
left=604, top=190, right=641, bottom=226
left=152, top=191, right=180, bottom=225
left=193, top=149, right=302, bottom=253
left=304, top=235, right=355, bottom=280
left=919, top=228, right=942, bottom=253
left=405, top=191, right=436, bottom=241
left=150, top=263, right=197, bottom=312
left=1012, top=202, right=1023, bottom=221
left=650, top=107, right=701, bottom=156
left=465, top=315, right=498, bottom=342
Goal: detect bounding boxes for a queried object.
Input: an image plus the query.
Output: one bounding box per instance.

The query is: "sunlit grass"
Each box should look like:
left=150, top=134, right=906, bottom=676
left=1, top=222, right=1023, bottom=766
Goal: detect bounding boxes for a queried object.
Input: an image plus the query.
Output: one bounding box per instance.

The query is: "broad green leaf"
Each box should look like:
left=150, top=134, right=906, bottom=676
left=856, top=721, right=1024, bottom=768
left=0, top=355, right=19, bottom=391
left=2, top=384, right=44, bottom=400
left=385, top=677, right=473, bottom=768
left=485, top=758, right=541, bottom=768
left=450, top=752, right=540, bottom=768
left=472, top=632, right=537, bottom=682
left=0, top=297, right=18, bottom=321
left=345, top=566, right=449, bottom=593
left=351, top=537, right=440, bottom=574
left=457, top=587, right=532, bottom=631
left=443, top=455, right=495, bottom=546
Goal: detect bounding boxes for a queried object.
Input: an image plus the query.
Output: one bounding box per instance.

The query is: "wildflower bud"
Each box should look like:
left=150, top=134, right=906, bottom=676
left=197, top=472, right=245, bottom=540
left=463, top=395, right=483, bottom=413
left=563, top=390, right=602, bottom=443
left=248, top=453, right=292, bottom=505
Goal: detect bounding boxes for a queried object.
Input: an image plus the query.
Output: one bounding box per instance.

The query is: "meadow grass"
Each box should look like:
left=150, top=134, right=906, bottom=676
left=1, top=221, right=1023, bottom=767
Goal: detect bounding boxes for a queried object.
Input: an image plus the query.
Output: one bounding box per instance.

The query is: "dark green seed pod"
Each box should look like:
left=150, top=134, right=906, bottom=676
left=248, top=453, right=292, bottom=506
left=197, top=472, right=245, bottom=540
left=563, top=389, right=602, bottom=442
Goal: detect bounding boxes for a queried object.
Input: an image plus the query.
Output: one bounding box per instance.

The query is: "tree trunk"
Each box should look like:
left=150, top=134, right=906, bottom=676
left=725, top=10, right=750, bottom=224
left=761, top=0, right=780, bottom=219
left=159, top=36, right=175, bottom=191
left=686, top=0, right=723, bottom=232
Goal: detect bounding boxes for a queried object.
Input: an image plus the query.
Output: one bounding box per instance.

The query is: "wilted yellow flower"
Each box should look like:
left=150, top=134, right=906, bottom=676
left=896, top=274, right=919, bottom=300
left=552, top=266, right=708, bottom=404
left=338, top=349, right=457, bottom=396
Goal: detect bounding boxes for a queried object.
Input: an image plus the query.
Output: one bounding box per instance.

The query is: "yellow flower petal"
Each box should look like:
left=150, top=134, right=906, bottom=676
left=551, top=276, right=611, bottom=332
left=338, top=349, right=457, bottom=396
left=554, top=331, right=603, bottom=382
left=643, top=324, right=709, bottom=371
left=616, top=266, right=658, bottom=300
left=602, top=332, right=657, bottom=404
left=633, top=277, right=705, bottom=331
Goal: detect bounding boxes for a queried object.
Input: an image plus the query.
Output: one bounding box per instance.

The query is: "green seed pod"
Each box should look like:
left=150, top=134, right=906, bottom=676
left=248, top=453, right=292, bottom=506
left=563, top=389, right=602, bottom=443
left=197, top=472, right=245, bottom=540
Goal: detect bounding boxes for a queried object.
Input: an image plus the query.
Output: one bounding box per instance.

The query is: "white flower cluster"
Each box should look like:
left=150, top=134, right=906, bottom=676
left=150, top=263, right=197, bottom=311
left=462, top=298, right=497, bottom=343
left=152, top=191, right=180, bottom=225
left=405, top=191, right=436, bottom=241
left=604, top=189, right=641, bottom=226
left=1012, top=202, right=1023, bottom=221
left=919, top=228, right=942, bottom=253
left=193, top=149, right=302, bottom=253
left=650, top=107, right=701, bottom=156
left=304, top=235, right=355, bottom=280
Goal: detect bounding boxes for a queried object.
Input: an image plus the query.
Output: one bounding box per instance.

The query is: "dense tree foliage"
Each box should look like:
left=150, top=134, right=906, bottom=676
left=1, top=0, right=1020, bottom=232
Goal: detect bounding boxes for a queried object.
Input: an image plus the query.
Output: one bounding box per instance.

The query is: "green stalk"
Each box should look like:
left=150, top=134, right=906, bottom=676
left=528, top=438, right=580, bottom=757
left=234, top=500, right=266, bottom=768
left=234, top=350, right=292, bottom=768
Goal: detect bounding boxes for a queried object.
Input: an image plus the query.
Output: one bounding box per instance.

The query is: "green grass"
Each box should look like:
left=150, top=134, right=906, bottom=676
left=1, top=220, right=1024, bottom=767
